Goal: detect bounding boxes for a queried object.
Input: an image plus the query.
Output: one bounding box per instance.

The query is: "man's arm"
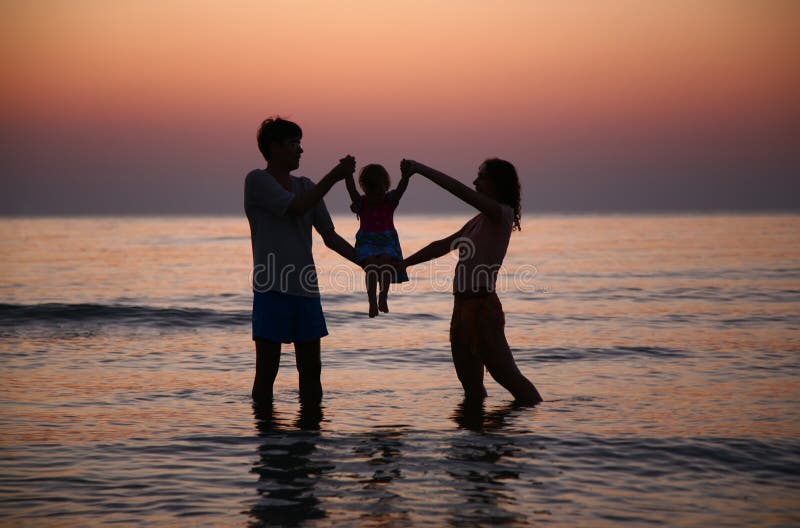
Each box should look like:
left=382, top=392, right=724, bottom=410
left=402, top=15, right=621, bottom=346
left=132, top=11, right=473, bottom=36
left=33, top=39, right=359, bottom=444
left=320, top=228, right=360, bottom=265
left=287, top=156, right=356, bottom=215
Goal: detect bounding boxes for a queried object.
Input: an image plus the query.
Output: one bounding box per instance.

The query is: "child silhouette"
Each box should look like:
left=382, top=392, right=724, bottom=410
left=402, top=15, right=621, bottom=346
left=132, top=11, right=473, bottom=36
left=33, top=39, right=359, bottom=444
left=345, top=164, right=410, bottom=317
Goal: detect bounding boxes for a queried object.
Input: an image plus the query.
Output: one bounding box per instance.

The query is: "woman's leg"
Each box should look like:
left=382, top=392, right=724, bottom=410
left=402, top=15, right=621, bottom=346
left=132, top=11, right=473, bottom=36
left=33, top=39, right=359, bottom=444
left=450, top=301, right=488, bottom=401
left=477, top=297, right=543, bottom=404
left=481, top=332, right=542, bottom=404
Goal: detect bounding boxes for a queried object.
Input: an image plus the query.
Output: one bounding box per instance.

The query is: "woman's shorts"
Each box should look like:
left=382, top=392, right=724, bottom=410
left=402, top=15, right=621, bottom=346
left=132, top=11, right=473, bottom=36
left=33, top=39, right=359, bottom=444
left=450, top=292, right=506, bottom=356
left=252, top=291, right=328, bottom=344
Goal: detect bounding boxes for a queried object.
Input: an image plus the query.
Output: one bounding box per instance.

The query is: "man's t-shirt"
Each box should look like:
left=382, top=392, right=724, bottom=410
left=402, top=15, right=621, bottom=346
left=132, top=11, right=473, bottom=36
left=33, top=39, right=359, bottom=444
left=244, top=169, right=334, bottom=297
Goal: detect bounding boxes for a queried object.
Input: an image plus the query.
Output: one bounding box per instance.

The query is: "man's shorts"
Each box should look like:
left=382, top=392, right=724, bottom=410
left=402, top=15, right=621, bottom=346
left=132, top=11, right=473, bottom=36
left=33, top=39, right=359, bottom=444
left=252, top=291, right=328, bottom=344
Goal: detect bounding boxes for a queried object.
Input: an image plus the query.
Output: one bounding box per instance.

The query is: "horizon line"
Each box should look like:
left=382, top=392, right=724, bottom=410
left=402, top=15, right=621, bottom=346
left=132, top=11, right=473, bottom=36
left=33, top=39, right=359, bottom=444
left=1, top=208, right=798, bottom=219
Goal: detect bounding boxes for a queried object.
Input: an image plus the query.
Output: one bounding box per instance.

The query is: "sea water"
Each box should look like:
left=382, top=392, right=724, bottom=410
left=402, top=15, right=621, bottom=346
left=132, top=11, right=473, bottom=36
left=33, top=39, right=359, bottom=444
left=0, top=214, right=798, bottom=526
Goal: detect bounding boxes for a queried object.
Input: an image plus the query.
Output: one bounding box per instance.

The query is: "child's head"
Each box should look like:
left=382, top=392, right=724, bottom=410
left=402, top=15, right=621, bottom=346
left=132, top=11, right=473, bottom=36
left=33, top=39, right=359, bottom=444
left=257, top=117, right=302, bottom=161
left=358, top=164, right=391, bottom=196
left=477, top=158, right=522, bottom=231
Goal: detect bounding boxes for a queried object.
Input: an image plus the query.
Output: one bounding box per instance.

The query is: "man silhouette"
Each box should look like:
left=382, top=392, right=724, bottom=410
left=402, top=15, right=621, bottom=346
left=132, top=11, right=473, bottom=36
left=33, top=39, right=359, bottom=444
left=245, top=117, right=358, bottom=404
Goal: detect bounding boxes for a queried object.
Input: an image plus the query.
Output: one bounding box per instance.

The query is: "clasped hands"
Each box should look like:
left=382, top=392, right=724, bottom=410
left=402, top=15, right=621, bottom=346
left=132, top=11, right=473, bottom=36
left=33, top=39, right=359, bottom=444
left=332, top=156, right=420, bottom=181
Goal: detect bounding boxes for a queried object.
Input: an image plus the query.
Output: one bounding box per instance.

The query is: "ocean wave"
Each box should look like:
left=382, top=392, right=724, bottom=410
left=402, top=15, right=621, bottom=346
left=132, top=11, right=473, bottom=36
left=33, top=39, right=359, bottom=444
left=555, top=286, right=800, bottom=303
left=0, top=303, right=250, bottom=328
left=521, top=434, right=800, bottom=481
left=523, top=345, right=690, bottom=363
left=0, top=300, right=448, bottom=333
left=545, top=267, right=800, bottom=281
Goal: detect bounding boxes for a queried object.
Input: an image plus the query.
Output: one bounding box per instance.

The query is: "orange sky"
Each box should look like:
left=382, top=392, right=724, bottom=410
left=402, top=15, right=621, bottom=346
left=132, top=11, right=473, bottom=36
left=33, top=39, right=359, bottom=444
left=1, top=0, right=798, bottom=213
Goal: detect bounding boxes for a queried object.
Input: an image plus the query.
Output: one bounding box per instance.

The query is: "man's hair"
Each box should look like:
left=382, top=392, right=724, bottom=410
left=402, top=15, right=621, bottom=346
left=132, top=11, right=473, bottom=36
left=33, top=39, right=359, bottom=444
left=358, top=164, right=391, bottom=195
left=482, top=158, right=522, bottom=231
left=257, top=117, right=302, bottom=161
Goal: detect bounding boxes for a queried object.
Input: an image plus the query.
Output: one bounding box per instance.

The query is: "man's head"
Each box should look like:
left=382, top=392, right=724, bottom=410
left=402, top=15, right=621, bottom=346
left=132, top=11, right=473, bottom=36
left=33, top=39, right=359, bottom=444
left=257, top=117, right=303, bottom=169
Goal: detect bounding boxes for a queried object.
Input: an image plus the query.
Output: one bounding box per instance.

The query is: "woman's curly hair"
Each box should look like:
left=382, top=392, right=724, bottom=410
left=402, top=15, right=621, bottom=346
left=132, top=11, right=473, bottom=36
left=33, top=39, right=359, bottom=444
left=482, top=158, right=521, bottom=231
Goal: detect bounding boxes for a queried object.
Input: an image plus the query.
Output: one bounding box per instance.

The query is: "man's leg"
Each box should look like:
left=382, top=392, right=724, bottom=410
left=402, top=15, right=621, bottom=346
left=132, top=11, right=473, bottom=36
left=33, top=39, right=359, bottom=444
left=294, top=339, right=323, bottom=404
left=253, top=339, right=281, bottom=403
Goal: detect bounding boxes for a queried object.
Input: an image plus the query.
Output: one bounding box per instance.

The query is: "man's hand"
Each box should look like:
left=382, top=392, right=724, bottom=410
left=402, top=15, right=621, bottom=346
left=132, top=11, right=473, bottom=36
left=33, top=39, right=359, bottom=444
left=331, top=155, right=356, bottom=181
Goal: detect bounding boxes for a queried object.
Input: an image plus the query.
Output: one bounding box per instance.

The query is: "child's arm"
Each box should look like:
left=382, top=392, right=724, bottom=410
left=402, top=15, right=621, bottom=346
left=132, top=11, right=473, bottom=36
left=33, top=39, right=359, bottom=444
left=392, top=172, right=411, bottom=203
left=344, top=172, right=361, bottom=210
left=400, top=159, right=504, bottom=222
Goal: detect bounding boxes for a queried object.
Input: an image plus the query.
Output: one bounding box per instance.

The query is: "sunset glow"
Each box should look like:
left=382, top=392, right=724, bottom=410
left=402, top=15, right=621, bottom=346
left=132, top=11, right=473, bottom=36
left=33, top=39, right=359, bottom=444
left=1, top=0, right=798, bottom=213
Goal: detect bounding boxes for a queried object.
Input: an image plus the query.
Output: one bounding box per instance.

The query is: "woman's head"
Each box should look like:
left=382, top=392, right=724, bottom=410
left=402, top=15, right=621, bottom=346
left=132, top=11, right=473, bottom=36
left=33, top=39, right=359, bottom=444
left=475, top=158, right=521, bottom=231
left=359, top=164, right=391, bottom=196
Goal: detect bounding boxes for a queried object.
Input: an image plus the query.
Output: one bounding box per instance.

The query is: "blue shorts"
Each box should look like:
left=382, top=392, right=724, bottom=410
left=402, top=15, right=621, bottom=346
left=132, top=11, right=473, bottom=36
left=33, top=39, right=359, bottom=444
left=252, top=291, right=328, bottom=344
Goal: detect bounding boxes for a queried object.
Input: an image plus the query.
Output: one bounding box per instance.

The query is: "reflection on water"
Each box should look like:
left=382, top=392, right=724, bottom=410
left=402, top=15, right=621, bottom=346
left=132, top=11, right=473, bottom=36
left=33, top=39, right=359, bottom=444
left=451, top=399, right=533, bottom=434
left=1, top=214, right=799, bottom=526
left=354, top=427, right=410, bottom=527
left=447, top=400, right=533, bottom=527
left=249, top=403, right=327, bottom=526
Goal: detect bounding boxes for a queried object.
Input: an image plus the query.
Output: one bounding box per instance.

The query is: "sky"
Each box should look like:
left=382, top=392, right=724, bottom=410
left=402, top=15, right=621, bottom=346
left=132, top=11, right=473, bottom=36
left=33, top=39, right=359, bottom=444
left=1, top=0, right=798, bottom=215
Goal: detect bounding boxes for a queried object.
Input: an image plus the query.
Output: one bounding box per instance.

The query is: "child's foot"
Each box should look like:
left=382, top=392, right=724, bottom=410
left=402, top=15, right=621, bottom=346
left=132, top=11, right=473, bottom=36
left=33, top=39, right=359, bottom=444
left=369, top=302, right=379, bottom=318
left=378, top=295, right=389, bottom=313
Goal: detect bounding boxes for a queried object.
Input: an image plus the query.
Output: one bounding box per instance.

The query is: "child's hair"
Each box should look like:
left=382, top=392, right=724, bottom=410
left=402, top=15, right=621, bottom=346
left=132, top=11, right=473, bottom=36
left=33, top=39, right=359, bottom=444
left=358, top=164, right=391, bottom=196
left=482, top=158, right=522, bottom=231
left=257, top=117, right=302, bottom=161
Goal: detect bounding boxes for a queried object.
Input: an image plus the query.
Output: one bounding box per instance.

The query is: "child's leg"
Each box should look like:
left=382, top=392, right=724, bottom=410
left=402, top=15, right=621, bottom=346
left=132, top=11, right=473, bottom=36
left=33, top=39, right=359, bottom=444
left=378, top=254, right=391, bottom=313
left=365, top=256, right=379, bottom=317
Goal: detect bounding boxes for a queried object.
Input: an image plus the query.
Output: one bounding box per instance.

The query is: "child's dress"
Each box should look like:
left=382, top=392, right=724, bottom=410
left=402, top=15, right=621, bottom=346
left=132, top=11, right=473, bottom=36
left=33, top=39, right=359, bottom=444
left=351, top=190, right=409, bottom=283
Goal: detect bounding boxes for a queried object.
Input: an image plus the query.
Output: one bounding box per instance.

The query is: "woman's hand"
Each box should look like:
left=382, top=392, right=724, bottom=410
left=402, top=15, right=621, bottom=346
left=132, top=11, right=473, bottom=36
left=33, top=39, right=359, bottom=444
left=391, top=259, right=408, bottom=277
left=400, top=159, right=418, bottom=177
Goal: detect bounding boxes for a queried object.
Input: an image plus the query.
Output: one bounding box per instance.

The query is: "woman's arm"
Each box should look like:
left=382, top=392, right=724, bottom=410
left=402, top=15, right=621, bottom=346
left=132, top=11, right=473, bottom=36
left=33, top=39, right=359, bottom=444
left=402, top=227, right=464, bottom=269
left=401, top=159, right=503, bottom=222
